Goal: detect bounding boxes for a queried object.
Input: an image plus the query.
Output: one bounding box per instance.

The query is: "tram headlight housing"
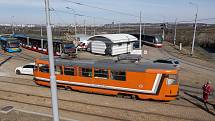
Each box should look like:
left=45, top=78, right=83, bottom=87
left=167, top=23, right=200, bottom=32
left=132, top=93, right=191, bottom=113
left=167, top=79, right=176, bottom=85
left=166, top=74, right=178, bottom=85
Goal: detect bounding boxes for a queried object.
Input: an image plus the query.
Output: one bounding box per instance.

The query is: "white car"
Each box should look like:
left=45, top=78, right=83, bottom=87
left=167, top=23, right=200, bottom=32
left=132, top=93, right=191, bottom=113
left=15, top=63, right=35, bottom=75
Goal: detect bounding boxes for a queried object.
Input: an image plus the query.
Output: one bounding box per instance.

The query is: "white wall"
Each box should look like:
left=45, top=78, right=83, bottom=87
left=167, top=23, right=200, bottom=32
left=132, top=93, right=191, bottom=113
left=91, top=41, right=106, bottom=54
left=111, top=43, right=132, bottom=55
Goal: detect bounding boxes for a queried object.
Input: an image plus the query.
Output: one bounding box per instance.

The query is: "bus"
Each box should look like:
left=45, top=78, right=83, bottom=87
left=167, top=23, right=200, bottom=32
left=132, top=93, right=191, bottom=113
left=132, top=34, right=163, bottom=48
left=0, top=35, right=21, bottom=53
left=34, top=57, right=179, bottom=101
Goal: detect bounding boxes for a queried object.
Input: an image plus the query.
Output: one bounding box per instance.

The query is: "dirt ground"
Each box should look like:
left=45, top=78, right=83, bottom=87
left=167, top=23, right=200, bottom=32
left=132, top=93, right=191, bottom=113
left=0, top=44, right=214, bottom=121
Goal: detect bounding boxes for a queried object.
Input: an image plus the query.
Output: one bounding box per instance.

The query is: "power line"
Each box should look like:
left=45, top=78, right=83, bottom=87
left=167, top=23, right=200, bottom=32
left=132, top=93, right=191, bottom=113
left=62, top=0, right=138, bottom=17
left=197, top=17, right=215, bottom=21
left=50, top=3, right=215, bottom=25
left=62, top=0, right=163, bottom=23
left=178, top=17, right=215, bottom=23
left=51, top=8, right=121, bottom=23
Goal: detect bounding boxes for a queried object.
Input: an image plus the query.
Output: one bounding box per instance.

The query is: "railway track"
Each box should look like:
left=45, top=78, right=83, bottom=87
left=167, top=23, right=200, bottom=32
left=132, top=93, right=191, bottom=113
left=0, top=94, right=126, bottom=121
left=0, top=76, right=214, bottom=110
left=0, top=48, right=39, bottom=62
left=0, top=43, right=214, bottom=120
left=0, top=89, right=209, bottom=121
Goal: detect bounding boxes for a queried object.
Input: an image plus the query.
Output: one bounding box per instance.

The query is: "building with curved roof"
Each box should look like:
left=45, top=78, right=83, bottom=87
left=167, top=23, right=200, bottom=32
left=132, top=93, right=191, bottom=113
left=88, top=34, right=138, bottom=55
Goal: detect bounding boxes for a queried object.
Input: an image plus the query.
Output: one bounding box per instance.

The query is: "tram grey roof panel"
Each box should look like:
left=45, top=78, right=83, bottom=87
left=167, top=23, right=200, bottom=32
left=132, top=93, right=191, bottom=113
left=39, top=56, right=176, bottom=72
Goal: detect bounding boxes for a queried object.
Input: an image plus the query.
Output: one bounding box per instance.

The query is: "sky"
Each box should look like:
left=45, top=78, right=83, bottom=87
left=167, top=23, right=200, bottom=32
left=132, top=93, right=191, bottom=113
left=0, top=0, right=214, bottom=25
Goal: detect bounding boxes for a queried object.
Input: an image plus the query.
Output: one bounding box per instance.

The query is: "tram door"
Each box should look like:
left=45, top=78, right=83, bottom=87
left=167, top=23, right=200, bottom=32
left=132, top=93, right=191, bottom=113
left=55, top=65, right=63, bottom=81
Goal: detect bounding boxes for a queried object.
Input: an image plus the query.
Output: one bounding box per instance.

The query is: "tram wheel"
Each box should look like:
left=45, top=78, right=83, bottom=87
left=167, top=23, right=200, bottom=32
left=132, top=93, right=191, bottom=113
left=16, top=70, right=21, bottom=75
left=117, top=93, right=124, bottom=98
left=131, top=95, right=138, bottom=100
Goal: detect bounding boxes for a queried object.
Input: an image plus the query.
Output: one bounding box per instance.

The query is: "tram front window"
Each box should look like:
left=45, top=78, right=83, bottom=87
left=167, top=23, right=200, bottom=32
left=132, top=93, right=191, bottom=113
left=8, top=41, right=20, bottom=48
left=166, top=74, right=178, bottom=85
left=39, top=64, right=49, bottom=73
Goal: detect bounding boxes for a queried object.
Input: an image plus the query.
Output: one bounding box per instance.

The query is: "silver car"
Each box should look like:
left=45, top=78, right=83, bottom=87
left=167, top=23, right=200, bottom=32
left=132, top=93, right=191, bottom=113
left=153, top=59, right=180, bottom=68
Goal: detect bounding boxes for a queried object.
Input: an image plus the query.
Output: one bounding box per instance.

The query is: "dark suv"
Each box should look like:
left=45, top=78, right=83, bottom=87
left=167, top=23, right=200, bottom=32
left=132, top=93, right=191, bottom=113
left=62, top=43, right=76, bottom=54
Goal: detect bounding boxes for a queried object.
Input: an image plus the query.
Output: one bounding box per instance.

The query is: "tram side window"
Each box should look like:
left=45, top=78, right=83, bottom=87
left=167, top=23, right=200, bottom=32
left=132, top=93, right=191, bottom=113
left=94, top=69, right=108, bottom=79
left=64, top=66, right=75, bottom=76
left=111, top=71, right=126, bottom=81
left=81, top=68, right=92, bottom=77
left=55, top=66, right=63, bottom=75
left=39, top=64, right=49, bottom=73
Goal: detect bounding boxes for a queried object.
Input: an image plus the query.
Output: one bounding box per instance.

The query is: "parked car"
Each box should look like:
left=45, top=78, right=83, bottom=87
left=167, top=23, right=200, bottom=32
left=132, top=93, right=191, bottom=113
left=62, top=42, right=76, bottom=54
left=153, top=59, right=180, bottom=67
left=15, top=63, right=35, bottom=75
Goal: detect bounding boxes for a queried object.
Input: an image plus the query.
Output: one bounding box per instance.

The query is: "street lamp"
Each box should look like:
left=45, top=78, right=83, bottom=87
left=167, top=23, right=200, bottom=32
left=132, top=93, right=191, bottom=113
left=189, top=2, right=198, bottom=55
left=139, top=11, right=142, bottom=50
left=44, top=0, right=59, bottom=121
left=11, top=16, right=15, bottom=34
left=173, top=18, right=177, bottom=45
left=66, top=7, right=77, bottom=38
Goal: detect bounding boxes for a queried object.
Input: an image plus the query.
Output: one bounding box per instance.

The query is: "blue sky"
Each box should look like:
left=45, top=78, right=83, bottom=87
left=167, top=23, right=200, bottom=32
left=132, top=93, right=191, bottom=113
left=0, top=0, right=214, bottom=25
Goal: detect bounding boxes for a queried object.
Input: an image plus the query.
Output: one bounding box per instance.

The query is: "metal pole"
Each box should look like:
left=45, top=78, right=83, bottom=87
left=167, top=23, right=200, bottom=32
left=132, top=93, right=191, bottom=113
left=139, top=11, right=142, bottom=49
left=191, top=5, right=198, bottom=55
left=41, top=39, right=44, bottom=49
left=84, top=19, right=86, bottom=35
left=162, top=25, right=165, bottom=41
left=74, top=14, right=77, bottom=39
left=93, top=17, right=96, bottom=35
left=44, top=0, right=59, bottom=121
left=60, top=44, right=62, bottom=55
left=118, top=22, right=121, bottom=34
left=11, top=16, right=15, bottom=34
left=143, top=22, right=145, bottom=35
left=173, top=18, right=177, bottom=45
left=41, top=25, right=43, bottom=37
left=27, top=37, right=29, bottom=46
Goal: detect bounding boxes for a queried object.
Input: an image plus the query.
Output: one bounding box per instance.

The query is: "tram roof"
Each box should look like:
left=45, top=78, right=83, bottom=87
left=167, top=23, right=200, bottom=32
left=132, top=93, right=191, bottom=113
left=39, top=56, right=176, bottom=72
left=0, top=36, right=18, bottom=41
left=88, top=34, right=138, bottom=44
left=13, top=34, right=62, bottom=43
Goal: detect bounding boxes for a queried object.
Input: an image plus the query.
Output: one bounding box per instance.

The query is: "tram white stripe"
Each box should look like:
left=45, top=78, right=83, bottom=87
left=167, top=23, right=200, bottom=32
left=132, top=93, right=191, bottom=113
left=35, top=74, right=162, bottom=94
left=151, top=74, right=162, bottom=93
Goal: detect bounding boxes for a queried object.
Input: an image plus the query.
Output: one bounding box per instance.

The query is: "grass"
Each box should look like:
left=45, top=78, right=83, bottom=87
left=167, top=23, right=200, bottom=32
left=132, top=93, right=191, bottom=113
left=163, top=41, right=215, bottom=63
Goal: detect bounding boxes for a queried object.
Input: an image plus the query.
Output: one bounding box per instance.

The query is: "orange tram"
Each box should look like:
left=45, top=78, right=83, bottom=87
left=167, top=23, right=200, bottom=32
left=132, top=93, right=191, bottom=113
left=34, top=56, right=179, bottom=101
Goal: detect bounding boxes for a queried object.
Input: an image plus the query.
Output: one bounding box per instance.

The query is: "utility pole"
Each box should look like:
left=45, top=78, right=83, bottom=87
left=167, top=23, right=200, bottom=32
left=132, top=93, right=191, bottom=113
left=139, top=11, right=142, bottom=49
left=41, top=25, right=43, bottom=37
left=65, top=7, right=77, bottom=38
left=173, top=18, right=177, bottom=45
left=84, top=19, right=86, bottom=35
left=11, top=16, right=15, bottom=34
left=93, top=17, right=96, bottom=35
left=142, top=22, right=145, bottom=35
left=118, top=22, right=121, bottom=34
left=162, top=24, right=165, bottom=41
left=190, top=2, right=198, bottom=55
left=44, top=0, right=59, bottom=121
left=74, top=15, right=77, bottom=39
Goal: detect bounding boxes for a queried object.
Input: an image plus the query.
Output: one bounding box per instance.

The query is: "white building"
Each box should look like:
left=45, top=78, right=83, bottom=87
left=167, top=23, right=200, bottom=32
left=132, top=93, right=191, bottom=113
left=88, top=34, right=138, bottom=56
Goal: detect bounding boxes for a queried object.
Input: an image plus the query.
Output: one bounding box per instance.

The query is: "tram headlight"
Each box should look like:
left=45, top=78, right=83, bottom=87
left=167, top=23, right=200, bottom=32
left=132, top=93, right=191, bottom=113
left=166, top=74, right=178, bottom=85
left=167, top=79, right=176, bottom=85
